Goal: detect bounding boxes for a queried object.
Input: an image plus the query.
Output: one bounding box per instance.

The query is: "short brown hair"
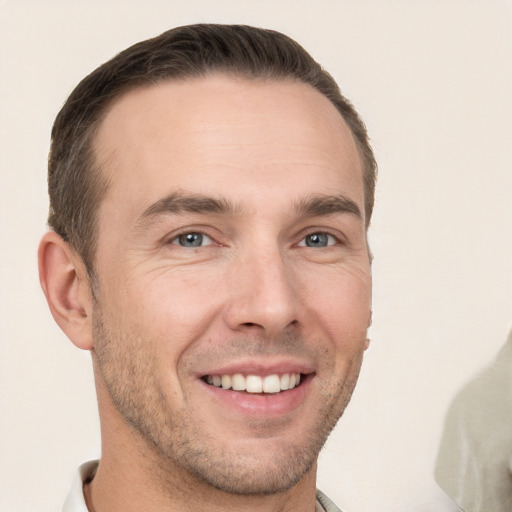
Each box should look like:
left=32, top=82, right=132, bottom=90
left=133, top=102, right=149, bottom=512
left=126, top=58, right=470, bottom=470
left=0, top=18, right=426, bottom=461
left=48, top=24, right=377, bottom=274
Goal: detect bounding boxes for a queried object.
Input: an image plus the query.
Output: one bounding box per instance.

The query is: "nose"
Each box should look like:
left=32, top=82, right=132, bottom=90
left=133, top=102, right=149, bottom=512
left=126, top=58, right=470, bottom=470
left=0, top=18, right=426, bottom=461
left=223, top=247, right=300, bottom=336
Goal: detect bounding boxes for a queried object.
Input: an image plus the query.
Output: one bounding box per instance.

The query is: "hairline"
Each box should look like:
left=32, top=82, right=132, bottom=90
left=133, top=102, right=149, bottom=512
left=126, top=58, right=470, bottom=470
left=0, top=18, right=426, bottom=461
left=81, top=72, right=373, bottom=277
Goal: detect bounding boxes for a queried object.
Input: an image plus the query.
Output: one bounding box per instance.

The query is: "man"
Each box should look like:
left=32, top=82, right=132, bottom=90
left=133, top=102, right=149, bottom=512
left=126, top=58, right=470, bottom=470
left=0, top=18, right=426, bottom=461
left=38, top=24, right=376, bottom=512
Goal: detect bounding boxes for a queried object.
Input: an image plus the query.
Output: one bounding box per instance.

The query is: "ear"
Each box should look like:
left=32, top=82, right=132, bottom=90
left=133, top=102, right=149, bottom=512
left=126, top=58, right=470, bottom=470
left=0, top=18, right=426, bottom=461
left=364, top=309, right=373, bottom=350
left=38, top=231, right=94, bottom=350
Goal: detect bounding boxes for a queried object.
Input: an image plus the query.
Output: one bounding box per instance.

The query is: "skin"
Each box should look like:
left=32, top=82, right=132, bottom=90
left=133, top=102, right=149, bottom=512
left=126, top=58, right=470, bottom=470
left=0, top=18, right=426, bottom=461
left=39, top=75, right=372, bottom=512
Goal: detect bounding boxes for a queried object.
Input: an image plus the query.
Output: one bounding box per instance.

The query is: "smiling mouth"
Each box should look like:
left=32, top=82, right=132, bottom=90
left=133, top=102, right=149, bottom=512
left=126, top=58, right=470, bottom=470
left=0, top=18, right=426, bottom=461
left=202, top=373, right=304, bottom=394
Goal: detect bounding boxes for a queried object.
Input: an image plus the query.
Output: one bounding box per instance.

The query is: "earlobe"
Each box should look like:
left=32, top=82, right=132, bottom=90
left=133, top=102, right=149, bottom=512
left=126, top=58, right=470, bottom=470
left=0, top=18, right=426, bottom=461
left=364, top=310, right=373, bottom=350
left=38, top=231, right=94, bottom=350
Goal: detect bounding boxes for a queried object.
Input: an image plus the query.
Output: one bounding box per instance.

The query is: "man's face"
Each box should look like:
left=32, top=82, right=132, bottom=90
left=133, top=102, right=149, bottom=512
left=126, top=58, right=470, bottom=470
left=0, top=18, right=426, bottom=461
left=90, top=76, right=372, bottom=494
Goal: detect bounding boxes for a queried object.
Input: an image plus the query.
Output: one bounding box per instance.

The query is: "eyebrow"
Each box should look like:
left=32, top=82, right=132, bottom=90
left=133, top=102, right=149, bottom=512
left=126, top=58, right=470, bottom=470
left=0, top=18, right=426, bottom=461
left=137, top=192, right=242, bottom=226
left=295, top=194, right=362, bottom=219
left=137, top=191, right=362, bottom=227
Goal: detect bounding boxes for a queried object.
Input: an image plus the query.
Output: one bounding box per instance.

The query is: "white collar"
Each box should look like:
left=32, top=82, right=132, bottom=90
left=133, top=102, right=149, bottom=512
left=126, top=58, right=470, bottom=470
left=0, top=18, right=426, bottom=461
left=62, top=460, right=98, bottom=512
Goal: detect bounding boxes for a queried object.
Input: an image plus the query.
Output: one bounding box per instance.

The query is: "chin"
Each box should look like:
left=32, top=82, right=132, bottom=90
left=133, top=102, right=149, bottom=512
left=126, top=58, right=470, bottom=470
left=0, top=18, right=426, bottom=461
left=176, top=441, right=318, bottom=496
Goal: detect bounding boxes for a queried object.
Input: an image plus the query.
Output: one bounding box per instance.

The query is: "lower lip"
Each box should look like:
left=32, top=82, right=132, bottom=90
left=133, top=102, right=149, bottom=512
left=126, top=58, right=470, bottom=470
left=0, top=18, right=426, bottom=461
left=200, top=374, right=313, bottom=418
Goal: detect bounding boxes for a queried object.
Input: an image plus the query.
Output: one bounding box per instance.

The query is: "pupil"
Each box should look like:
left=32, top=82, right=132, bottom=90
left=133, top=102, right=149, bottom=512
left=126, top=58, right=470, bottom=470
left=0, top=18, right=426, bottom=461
left=307, top=233, right=327, bottom=247
left=180, top=233, right=202, bottom=246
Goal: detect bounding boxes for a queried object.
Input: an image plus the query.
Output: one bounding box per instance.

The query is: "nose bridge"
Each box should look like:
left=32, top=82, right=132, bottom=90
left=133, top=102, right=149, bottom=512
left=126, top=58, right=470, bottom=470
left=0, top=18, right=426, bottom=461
left=225, top=241, right=299, bottom=334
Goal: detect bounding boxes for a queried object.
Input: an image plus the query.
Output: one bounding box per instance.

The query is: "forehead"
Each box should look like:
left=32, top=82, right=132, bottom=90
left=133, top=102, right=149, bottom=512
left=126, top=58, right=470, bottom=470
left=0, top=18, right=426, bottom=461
left=93, top=75, right=363, bottom=218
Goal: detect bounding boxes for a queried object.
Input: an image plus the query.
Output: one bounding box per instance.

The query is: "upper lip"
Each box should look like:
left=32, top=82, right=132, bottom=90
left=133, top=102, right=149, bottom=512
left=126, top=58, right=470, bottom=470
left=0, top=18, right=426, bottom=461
left=196, top=357, right=315, bottom=378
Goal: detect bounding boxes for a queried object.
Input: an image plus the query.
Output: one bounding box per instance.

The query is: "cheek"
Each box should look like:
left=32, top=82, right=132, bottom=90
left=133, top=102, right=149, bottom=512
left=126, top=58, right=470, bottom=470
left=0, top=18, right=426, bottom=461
left=116, top=268, right=225, bottom=355
left=302, top=266, right=371, bottom=385
left=305, top=265, right=372, bottom=339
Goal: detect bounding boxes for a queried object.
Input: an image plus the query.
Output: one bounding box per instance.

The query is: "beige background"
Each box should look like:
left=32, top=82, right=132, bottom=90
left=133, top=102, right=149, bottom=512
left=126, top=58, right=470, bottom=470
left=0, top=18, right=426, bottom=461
left=1, top=1, right=511, bottom=511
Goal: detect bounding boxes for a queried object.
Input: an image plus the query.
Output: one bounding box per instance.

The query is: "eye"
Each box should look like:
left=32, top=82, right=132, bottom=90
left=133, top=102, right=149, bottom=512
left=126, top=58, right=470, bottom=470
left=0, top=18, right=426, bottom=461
left=298, top=232, right=337, bottom=248
left=171, top=232, right=213, bottom=247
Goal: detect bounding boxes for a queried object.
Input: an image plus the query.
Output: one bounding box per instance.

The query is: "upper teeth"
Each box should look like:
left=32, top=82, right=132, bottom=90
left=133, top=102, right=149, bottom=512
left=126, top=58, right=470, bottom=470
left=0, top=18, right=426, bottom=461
left=206, top=373, right=301, bottom=393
